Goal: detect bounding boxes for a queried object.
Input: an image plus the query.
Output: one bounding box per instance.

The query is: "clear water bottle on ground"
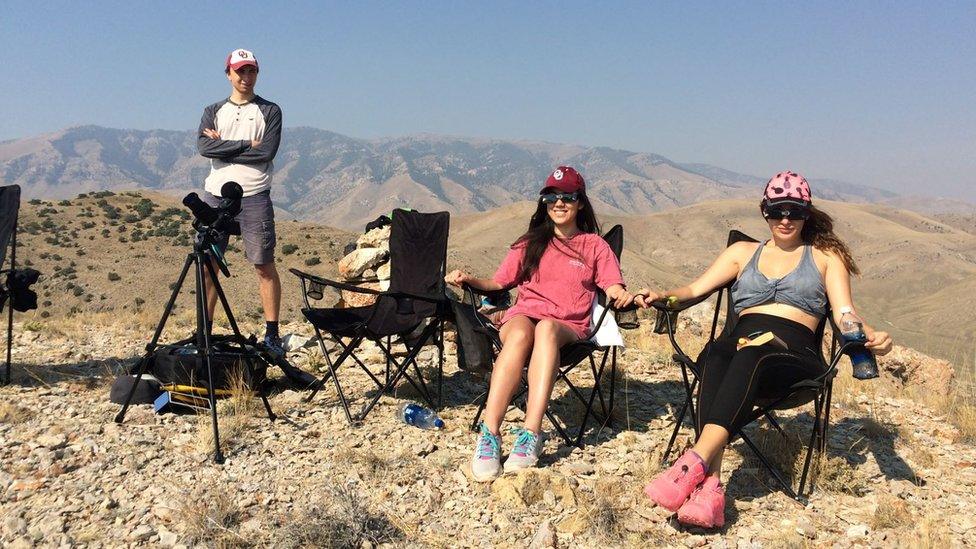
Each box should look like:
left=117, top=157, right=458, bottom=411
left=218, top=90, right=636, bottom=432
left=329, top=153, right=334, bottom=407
left=838, top=307, right=878, bottom=380
left=398, top=402, right=445, bottom=430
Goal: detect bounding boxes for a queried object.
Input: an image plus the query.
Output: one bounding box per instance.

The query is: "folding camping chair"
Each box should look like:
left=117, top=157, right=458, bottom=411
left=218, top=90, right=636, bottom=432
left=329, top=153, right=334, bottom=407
left=650, top=229, right=860, bottom=499
left=0, top=185, right=39, bottom=385
left=291, top=209, right=451, bottom=425
left=464, top=225, right=637, bottom=448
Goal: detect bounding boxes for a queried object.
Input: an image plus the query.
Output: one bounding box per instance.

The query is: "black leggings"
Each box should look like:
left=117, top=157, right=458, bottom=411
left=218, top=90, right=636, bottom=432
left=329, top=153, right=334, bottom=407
left=696, top=314, right=823, bottom=435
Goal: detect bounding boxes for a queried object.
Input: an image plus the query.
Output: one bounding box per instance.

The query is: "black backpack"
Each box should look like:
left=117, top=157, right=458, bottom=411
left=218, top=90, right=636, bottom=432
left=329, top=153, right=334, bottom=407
left=449, top=300, right=496, bottom=374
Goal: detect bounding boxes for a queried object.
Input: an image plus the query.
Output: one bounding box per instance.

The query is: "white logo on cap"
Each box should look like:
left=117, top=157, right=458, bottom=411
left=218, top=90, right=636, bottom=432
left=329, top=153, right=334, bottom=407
left=553, top=169, right=564, bottom=181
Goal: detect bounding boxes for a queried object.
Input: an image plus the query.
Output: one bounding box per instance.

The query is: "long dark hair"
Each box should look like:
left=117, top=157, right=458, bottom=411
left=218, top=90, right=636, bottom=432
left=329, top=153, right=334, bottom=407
left=513, top=190, right=601, bottom=284
left=801, top=205, right=860, bottom=276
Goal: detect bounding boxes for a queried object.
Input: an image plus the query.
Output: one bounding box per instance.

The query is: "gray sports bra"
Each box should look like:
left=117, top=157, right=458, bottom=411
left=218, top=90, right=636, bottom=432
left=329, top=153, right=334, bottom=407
left=731, top=241, right=826, bottom=318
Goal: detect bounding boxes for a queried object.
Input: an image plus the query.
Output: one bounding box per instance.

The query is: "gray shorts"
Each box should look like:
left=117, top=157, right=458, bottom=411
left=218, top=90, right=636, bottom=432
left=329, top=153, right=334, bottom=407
left=204, top=190, right=276, bottom=265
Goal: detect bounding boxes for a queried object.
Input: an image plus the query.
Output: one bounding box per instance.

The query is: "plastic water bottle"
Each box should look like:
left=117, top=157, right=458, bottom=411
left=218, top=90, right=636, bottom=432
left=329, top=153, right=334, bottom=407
left=838, top=307, right=879, bottom=380
left=398, top=402, right=444, bottom=430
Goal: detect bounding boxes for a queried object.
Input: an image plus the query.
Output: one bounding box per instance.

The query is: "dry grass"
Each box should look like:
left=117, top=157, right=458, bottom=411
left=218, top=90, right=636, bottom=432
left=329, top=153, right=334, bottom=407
left=891, top=513, right=952, bottom=548
left=272, top=484, right=402, bottom=548
left=195, top=367, right=260, bottom=454
left=871, top=494, right=913, bottom=530
left=809, top=455, right=868, bottom=496
left=178, top=482, right=249, bottom=548
left=740, top=425, right=805, bottom=485
left=949, top=401, right=976, bottom=443
left=764, top=528, right=814, bottom=549
left=0, top=402, right=33, bottom=423
left=577, top=477, right=631, bottom=544
left=332, top=446, right=412, bottom=482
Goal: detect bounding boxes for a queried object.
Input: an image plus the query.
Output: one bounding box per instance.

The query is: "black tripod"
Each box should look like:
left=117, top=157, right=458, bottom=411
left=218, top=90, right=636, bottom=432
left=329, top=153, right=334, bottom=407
left=114, top=228, right=276, bottom=464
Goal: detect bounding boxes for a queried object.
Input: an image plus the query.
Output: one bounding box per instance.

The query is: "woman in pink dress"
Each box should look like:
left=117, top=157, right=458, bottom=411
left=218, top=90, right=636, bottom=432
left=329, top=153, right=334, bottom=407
left=446, top=166, right=634, bottom=481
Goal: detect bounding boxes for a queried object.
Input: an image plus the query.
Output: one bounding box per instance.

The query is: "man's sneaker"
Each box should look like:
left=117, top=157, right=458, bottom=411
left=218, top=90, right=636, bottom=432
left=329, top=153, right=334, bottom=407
left=470, top=422, right=502, bottom=482
left=263, top=334, right=286, bottom=358
left=644, top=449, right=707, bottom=512
left=677, top=474, right=725, bottom=528
left=502, top=428, right=543, bottom=474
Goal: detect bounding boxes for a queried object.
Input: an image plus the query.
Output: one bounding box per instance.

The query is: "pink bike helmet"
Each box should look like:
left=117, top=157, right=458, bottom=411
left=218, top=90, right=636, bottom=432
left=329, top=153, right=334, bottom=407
left=762, top=171, right=812, bottom=208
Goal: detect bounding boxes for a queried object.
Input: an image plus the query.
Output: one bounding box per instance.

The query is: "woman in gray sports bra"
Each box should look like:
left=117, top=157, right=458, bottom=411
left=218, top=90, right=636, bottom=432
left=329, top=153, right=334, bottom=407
left=634, top=171, right=893, bottom=529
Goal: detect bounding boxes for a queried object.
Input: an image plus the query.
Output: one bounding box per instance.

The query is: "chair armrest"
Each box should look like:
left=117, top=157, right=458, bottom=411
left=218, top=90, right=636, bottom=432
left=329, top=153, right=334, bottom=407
left=808, top=340, right=862, bottom=384
left=648, top=290, right=717, bottom=313
left=289, top=268, right=383, bottom=296
left=461, top=283, right=512, bottom=304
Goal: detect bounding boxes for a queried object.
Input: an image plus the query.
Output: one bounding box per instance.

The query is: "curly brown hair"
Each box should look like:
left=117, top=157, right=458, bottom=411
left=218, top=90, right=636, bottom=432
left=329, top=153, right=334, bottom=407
left=801, top=205, right=860, bottom=276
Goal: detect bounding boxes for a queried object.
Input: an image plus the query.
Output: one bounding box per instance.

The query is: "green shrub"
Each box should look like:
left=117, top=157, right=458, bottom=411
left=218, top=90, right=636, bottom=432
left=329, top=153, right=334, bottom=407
left=304, top=256, right=321, bottom=266
left=282, top=244, right=299, bottom=255
left=133, top=198, right=155, bottom=219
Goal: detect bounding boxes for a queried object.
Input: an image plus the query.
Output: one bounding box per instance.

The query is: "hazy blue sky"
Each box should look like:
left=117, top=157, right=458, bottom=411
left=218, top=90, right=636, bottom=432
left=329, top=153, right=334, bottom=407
left=2, top=2, right=974, bottom=200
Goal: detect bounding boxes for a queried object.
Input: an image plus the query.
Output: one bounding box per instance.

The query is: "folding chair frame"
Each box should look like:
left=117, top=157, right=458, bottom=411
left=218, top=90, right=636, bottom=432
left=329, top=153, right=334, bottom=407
left=652, top=229, right=859, bottom=500
left=463, top=224, right=631, bottom=448
left=464, top=297, right=620, bottom=447
left=292, top=269, right=447, bottom=426
left=0, top=185, right=20, bottom=386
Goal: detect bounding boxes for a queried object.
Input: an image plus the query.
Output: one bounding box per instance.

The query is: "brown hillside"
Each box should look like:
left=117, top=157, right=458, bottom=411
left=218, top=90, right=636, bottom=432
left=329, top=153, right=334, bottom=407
left=14, top=191, right=350, bottom=335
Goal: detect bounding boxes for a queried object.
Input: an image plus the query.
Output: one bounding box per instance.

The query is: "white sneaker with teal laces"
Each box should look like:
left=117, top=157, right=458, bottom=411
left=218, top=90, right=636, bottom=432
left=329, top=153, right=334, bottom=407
left=503, top=428, right=543, bottom=474
left=470, top=422, right=502, bottom=482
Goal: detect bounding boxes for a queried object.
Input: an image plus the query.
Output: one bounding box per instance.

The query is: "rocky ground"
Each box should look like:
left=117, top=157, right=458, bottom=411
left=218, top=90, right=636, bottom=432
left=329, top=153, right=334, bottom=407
left=0, top=313, right=973, bottom=548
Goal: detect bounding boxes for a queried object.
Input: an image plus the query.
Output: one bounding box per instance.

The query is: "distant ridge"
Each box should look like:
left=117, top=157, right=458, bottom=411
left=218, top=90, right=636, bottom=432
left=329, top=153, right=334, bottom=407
left=2, top=125, right=967, bottom=229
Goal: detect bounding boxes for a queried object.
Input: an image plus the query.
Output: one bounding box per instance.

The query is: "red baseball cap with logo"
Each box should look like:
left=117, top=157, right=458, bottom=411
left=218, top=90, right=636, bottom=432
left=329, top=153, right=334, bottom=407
left=226, top=49, right=259, bottom=71
left=540, top=166, right=585, bottom=194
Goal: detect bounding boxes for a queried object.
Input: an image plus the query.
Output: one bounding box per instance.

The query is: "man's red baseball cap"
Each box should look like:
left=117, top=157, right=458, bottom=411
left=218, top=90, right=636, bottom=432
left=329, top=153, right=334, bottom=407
left=226, top=49, right=259, bottom=71
left=540, top=166, right=585, bottom=194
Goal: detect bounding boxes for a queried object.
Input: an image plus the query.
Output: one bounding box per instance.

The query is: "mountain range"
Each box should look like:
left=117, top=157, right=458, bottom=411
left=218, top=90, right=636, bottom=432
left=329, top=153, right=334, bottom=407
left=6, top=125, right=966, bottom=230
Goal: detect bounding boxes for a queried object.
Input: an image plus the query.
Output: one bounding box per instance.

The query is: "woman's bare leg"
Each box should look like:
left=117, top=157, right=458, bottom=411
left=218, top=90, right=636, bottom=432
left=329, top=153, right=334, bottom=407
left=482, top=315, right=536, bottom=435
left=523, top=319, right=578, bottom=434
left=691, top=424, right=730, bottom=473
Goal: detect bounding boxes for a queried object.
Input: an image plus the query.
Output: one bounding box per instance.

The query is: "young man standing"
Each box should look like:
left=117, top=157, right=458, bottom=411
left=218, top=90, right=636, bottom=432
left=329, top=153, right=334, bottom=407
left=197, top=48, right=285, bottom=355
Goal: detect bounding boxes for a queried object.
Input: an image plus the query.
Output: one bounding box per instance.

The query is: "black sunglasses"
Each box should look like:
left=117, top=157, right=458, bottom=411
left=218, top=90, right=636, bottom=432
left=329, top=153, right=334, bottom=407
left=540, top=192, right=580, bottom=204
left=763, top=207, right=810, bottom=221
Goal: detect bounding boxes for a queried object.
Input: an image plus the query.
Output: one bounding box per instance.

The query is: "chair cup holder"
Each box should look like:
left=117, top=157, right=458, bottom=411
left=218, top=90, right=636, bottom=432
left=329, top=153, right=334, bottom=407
left=615, top=309, right=639, bottom=330
left=653, top=309, right=678, bottom=334
left=307, top=282, right=324, bottom=301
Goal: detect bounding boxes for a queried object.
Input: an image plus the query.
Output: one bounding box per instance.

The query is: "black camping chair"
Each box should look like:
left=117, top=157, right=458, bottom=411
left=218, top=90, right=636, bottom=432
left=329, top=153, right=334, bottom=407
left=464, top=225, right=638, bottom=448
left=0, top=185, right=40, bottom=385
left=291, top=209, right=451, bottom=425
left=651, top=229, right=859, bottom=500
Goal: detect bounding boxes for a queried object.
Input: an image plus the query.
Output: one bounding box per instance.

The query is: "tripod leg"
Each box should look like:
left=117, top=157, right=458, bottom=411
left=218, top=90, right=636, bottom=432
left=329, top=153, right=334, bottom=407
left=148, top=254, right=195, bottom=351
left=195, top=255, right=224, bottom=464
left=204, top=259, right=246, bottom=342
left=115, top=254, right=195, bottom=423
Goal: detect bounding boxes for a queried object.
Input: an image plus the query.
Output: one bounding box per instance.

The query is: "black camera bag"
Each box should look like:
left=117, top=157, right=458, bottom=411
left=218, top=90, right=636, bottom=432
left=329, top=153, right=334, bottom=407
left=149, top=336, right=267, bottom=390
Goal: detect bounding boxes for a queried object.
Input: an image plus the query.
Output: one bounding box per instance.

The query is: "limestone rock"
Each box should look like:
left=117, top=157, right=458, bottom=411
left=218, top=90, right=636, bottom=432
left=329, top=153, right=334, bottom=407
left=878, top=345, right=955, bottom=395
left=491, top=469, right=577, bottom=508
left=338, top=248, right=388, bottom=280
left=376, top=261, right=391, bottom=281
left=529, top=519, right=557, bottom=549
left=357, top=225, right=391, bottom=249
left=340, top=281, right=383, bottom=308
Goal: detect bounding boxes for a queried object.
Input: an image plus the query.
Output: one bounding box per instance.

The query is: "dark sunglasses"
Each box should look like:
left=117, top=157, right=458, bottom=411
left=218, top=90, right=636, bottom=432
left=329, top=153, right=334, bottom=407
left=540, top=192, right=580, bottom=204
left=763, top=207, right=810, bottom=221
